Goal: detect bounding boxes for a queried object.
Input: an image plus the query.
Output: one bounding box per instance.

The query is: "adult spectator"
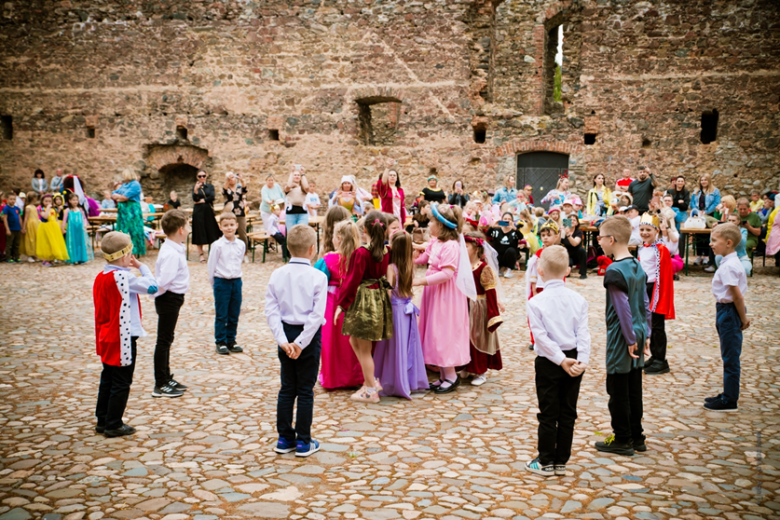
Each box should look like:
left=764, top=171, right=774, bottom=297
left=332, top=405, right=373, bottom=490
left=615, top=168, right=634, bottom=192
left=492, top=175, right=517, bottom=205
left=261, top=174, right=285, bottom=233
left=284, top=164, right=310, bottom=227
left=223, top=171, right=249, bottom=250
left=628, top=169, right=656, bottom=214
left=541, top=177, right=571, bottom=208
left=31, top=169, right=47, bottom=194
left=192, top=170, right=221, bottom=263
left=666, top=175, right=690, bottom=229
left=487, top=212, right=521, bottom=278
left=49, top=168, right=64, bottom=193
left=690, top=173, right=721, bottom=267
left=448, top=180, right=469, bottom=208
left=330, top=176, right=360, bottom=217
left=378, top=168, right=406, bottom=222
left=586, top=173, right=612, bottom=217
left=736, top=197, right=762, bottom=254
left=506, top=191, right=528, bottom=218
left=420, top=175, right=446, bottom=204
left=112, top=169, right=146, bottom=256
left=561, top=213, right=587, bottom=279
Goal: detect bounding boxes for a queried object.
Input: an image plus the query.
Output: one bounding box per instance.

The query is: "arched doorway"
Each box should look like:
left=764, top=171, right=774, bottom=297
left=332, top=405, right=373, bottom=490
left=516, top=152, right=569, bottom=210
left=158, top=163, right=199, bottom=205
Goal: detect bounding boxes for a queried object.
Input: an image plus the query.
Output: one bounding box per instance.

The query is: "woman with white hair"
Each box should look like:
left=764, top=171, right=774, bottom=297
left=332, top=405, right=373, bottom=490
left=111, top=169, right=146, bottom=256
left=223, top=171, right=249, bottom=251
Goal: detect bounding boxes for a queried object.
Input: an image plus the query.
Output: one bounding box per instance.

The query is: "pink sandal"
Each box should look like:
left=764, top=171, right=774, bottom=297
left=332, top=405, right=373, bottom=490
left=350, top=386, right=380, bottom=404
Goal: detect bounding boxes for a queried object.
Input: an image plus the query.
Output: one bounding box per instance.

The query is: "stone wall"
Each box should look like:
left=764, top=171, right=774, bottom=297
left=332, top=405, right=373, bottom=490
left=0, top=0, right=778, bottom=206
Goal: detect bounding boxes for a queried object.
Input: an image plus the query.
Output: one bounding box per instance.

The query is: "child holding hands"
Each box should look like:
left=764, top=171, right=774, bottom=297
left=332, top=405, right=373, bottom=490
left=526, top=245, right=591, bottom=476
left=265, top=224, right=328, bottom=457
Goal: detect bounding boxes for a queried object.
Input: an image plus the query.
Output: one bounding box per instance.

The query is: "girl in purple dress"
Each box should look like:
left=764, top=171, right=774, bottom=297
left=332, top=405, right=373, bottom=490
left=374, top=232, right=429, bottom=399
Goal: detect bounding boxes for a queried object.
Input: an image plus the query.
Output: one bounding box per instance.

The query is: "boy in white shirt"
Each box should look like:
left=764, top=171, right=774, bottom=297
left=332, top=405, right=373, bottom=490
left=305, top=182, right=321, bottom=218
left=208, top=213, right=246, bottom=355
left=265, top=224, right=327, bottom=457
left=705, top=223, right=749, bottom=412
left=152, top=210, right=190, bottom=398
left=526, top=246, right=590, bottom=477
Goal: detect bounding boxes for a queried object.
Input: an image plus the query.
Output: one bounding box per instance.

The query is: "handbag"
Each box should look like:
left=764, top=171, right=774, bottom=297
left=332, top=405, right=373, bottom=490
left=683, top=215, right=706, bottom=230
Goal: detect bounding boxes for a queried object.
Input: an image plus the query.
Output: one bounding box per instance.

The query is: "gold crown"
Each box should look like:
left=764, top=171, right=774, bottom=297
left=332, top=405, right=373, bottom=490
left=103, top=243, right=133, bottom=262
left=639, top=213, right=660, bottom=229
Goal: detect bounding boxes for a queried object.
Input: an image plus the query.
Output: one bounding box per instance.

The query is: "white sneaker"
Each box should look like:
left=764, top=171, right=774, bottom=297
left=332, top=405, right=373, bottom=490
left=693, top=256, right=702, bottom=265
left=704, top=265, right=715, bottom=272
left=243, top=256, right=249, bottom=264
left=27, top=257, right=36, bottom=263
left=504, top=270, right=515, bottom=279
left=471, top=374, right=487, bottom=386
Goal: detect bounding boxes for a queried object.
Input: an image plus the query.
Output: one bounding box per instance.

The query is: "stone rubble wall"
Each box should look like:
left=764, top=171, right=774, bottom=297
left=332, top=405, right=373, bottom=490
left=0, top=0, right=778, bottom=204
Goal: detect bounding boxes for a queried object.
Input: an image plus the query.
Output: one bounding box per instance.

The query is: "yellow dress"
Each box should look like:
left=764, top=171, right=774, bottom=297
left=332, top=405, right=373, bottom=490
left=36, top=208, right=69, bottom=261
left=21, top=204, right=40, bottom=258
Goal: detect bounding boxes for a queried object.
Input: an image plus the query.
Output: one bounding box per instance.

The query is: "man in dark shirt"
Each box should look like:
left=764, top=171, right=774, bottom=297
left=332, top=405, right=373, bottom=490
left=628, top=170, right=656, bottom=214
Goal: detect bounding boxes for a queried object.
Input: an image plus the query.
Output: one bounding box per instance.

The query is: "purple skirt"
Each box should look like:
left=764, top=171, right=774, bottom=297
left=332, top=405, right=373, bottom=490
left=374, top=296, right=429, bottom=399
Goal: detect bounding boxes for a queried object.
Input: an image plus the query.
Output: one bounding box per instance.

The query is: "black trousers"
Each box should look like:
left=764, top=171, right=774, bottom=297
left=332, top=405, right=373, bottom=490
left=5, top=230, right=21, bottom=260
left=273, top=232, right=289, bottom=261
left=96, top=337, right=137, bottom=430
left=498, top=248, right=518, bottom=270
left=154, top=291, right=185, bottom=387
left=567, top=244, right=588, bottom=277
left=535, top=350, right=582, bottom=465
left=606, top=368, right=644, bottom=444
left=277, top=322, right=321, bottom=445
left=646, top=283, right=667, bottom=362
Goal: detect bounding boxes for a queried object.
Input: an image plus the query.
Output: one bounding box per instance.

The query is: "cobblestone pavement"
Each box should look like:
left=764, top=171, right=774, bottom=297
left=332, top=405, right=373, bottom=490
left=1, top=254, right=779, bottom=520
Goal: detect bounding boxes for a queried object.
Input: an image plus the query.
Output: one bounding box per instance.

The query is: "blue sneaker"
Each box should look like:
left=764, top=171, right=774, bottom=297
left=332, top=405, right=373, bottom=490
left=274, top=437, right=297, bottom=454
left=296, top=439, right=321, bottom=458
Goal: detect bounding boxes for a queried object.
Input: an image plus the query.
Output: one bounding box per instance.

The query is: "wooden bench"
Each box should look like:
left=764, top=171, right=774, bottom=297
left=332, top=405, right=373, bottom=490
left=247, top=231, right=286, bottom=263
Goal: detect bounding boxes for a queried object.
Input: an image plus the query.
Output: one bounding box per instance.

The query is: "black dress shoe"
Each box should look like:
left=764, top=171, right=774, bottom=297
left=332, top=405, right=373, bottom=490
left=434, top=377, right=460, bottom=395
left=95, top=425, right=105, bottom=434
left=104, top=424, right=137, bottom=438
left=216, top=344, right=230, bottom=355
left=633, top=437, right=647, bottom=452
left=227, top=343, right=244, bottom=353
left=644, top=360, right=670, bottom=375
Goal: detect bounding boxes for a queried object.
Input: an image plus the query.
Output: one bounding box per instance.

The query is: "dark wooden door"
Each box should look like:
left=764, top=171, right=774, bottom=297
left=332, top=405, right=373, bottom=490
left=516, top=152, right=569, bottom=210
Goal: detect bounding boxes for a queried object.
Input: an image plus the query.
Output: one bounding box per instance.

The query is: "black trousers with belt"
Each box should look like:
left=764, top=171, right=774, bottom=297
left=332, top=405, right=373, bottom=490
left=534, top=350, right=582, bottom=465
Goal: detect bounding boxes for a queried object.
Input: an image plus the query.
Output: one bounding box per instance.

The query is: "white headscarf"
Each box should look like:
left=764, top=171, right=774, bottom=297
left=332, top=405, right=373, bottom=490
left=456, top=234, right=478, bottom=301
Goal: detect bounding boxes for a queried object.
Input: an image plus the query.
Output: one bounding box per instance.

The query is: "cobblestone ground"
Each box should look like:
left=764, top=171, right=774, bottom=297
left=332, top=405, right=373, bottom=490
left=1, top=254, right=779, bottom=520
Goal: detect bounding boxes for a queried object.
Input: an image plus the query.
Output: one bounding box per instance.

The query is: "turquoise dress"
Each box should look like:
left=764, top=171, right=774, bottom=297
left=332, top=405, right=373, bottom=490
left=113, top=180, right=146, bottom=256
left=65, top=208, right=93, bottom=264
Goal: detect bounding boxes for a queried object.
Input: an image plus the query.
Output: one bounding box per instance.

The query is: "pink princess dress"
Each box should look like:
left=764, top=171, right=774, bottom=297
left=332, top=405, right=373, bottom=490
left=316, top=252, right=364, bottom=389
left=415, top=238, right=470, bottom=367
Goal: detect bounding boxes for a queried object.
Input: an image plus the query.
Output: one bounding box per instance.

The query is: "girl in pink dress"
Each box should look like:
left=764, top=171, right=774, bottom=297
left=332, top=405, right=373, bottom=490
left=315, top=220, right=364, bottom=389
left=414, top=203, right=473, bottom=394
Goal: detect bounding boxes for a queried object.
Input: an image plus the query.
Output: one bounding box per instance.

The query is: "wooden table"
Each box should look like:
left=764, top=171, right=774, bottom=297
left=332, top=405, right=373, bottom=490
left=680, top=227, right=712, bottom=275
left=580, top=224, right=598, bottom=250
left=279, top=215, right=324, bottom=252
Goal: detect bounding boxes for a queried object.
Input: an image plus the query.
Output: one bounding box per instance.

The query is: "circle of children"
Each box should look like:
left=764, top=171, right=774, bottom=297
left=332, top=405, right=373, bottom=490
left=4, top=165, right=775, bottom=468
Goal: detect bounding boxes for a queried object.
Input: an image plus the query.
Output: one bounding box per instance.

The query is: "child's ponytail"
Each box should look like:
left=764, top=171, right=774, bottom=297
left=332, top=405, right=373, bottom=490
left=364, top=210, right=387, bottom=263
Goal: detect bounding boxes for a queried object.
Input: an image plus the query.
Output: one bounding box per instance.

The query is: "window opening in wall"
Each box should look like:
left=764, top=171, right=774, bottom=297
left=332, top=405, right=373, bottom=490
left=176, top=126, right=188, bottom=140
left=473, top=123, right=487, bottom=144
left=544, top=23, right=564, bottom=114
left=356, top=97, right=402, bottom=146
left=642, top=138, right=651, bottom=149
left=700, top=109, right=718, bottom=144
left=584, top=133, right=596, bottom=145
left=268, top=129, right=280, bottom=141
left=1, top=116, right=12, bottom=140
left=87, top=127, right=96, bottom=139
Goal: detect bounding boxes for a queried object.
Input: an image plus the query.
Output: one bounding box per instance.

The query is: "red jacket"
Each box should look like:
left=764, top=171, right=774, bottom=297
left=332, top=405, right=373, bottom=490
left=646, top=243, right=675, bottom=320
left=378, top=181, right=406, bottom=223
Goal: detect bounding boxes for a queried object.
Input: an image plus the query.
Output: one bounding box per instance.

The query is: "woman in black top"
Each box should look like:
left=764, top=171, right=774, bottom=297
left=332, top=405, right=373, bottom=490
left=488, top=212, right=522, bottom=278
left=223, top=171, right=249, bottom=251
left=562, top=213, right=587, bottom=279
left=192, top=170, right=222, bottom=263
left=448, top=180, right=469, bottom=208
left=666, top=175, right=690, bottom=213
left=420, top=176, right=447, bottom=204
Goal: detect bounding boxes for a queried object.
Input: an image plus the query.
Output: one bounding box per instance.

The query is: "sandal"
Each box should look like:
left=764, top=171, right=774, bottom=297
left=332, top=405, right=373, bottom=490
left=199, top=254, right=206, bottom=264
left=433, top=377, right=460, bottom=395
left=350, top=386, right=380, bottom=403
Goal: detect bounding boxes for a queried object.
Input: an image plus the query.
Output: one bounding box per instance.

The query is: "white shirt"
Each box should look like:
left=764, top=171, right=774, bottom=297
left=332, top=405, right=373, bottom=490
left=712, top=252, right=748, bottom=303
left=527, top=279, right=591, bottom=366
left=207, top=236, right=245, bottom=285
left=266, top=212, right=282, bottom=236
left=662, top=235, right=679, bottom=256
left=305, top=192, right=320, bottom=217
left=155, top=239, right=190, bottom=296
left=629, top=216, right=641, bottom=245
left=105, top=264, right=158, bottom=337
left=638, top=244, right=658, bottom=283
left=265, top=258, right=327, bottom=349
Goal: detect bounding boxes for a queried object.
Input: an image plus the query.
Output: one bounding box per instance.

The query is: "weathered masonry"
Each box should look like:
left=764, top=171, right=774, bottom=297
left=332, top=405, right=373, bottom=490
left=1, top=0, right=778, bottom=202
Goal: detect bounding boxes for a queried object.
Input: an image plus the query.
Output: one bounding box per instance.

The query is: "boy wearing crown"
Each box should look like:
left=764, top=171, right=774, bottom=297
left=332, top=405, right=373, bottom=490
left=638, top=213, right=675, bottom=375
left=93, top=232, right=158, bottom=437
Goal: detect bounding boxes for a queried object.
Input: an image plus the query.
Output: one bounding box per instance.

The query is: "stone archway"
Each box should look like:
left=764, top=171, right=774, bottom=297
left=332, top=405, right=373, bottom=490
left=142, top=144, right=211, bottom=204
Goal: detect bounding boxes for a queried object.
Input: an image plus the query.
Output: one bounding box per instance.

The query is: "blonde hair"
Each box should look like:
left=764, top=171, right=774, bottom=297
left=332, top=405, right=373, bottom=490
left=122, top=169, right=137, bottom=183
left=334, top=220, right=360, bottom=276
left=101, top=231, right=132, bottom=261
left=219, top=212, right=237, bottom=223
left=600, top=215, right=632, bottom=245
left=721, top=195, right=737, bottom=213
left=287, top=224, right=317, bottom=257
left=697, top=173, right=715, bottom=195
left=539, top=245, right=569, bottom=279
left=712, top=222, right=741, bottom=247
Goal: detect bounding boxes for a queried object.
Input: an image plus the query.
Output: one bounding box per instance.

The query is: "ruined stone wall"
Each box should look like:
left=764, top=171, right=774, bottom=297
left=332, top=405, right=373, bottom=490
left=0, top=0, right=778, bottom=206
